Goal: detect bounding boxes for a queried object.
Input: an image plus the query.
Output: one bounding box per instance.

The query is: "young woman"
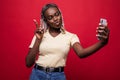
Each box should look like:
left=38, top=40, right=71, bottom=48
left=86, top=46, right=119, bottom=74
left=26, top=3, right=109, bottom=80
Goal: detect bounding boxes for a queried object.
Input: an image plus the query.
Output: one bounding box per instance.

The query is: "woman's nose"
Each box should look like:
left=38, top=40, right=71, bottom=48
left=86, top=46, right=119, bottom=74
left=53, top=16, right=57, bottom=21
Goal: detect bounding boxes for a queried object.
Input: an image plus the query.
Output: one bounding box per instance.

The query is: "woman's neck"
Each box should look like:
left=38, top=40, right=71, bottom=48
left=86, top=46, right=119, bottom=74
left=48, top=27, right=61, bottom=33
left=48, top=27, right=61, bottom=37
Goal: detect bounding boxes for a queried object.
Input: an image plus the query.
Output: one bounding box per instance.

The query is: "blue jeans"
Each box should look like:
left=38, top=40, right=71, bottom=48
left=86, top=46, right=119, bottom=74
left=30, top=68, right=66, bottom=80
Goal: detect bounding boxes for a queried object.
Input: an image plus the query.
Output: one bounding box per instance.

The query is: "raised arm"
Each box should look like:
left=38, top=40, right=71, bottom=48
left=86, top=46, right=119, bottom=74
left=73, top=24, right=109, bottom=58
left=25, top=19, right=44, bottom=67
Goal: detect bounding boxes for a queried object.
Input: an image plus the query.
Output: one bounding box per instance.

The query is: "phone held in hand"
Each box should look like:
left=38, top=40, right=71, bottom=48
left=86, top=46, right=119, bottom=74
left=97, top=18, right=108, bottom=40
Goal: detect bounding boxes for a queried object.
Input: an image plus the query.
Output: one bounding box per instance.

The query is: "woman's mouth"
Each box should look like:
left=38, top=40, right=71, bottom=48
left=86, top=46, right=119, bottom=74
left=54, top=21, right=60, bottom=26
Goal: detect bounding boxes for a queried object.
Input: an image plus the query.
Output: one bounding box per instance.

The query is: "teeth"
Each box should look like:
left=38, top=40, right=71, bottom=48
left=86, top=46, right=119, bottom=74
left=55, top=22, right=59, bottom=24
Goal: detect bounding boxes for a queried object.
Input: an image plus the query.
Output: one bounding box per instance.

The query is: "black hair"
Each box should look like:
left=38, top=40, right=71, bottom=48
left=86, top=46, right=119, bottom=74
left=41, top=3, right=61, bottom=22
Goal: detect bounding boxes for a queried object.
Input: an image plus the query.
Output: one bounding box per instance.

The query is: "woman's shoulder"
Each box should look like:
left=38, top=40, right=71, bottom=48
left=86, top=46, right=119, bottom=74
left=65, top=30, right=76, bottom=36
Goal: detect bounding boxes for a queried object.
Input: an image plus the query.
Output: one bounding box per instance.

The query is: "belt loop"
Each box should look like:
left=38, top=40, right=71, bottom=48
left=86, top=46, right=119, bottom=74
left=59, top=67, right=61, bottom=72
left=46, top=68, right=49, bottom=73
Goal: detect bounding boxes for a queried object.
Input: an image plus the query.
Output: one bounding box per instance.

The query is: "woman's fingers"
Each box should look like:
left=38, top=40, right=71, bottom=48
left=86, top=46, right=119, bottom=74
left=96, top=25, right=110, bottom=41
left=33, top=19, right=39, bottom=29
left=34, top=28, right=44, bottom=39
left=33, top=19, right=45, bottom=34
left=97, top=26, right=109, bottom=34
left=97, top=29, right=107, bottom=36
left=33, top=19, right=44, bottom=39
left=35, top=28, right=44, bottom=34
left=33, top=19, right=44, bottom=29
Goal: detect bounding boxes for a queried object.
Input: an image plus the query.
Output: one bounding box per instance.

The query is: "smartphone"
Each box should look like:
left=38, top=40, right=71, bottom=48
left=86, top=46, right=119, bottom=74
left=100, top=18, right=107, bottom=26
left=97, top=18, right=108, bottom=40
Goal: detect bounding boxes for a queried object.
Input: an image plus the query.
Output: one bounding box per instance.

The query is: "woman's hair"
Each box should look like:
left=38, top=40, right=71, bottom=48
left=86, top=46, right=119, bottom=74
left=41, top=3, right=61, bottom=22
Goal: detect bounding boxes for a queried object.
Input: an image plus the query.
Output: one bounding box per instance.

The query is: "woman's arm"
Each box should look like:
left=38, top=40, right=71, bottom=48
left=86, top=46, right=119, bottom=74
left=25, top=19, right=44, bottom=67
left=73, top=25, right=109, bottom=58
left=26, top=38, right=42, bottom=67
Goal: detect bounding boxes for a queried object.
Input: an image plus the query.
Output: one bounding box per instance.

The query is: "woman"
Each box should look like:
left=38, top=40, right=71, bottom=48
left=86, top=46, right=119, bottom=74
left=26, top=3, right=109, bottom=80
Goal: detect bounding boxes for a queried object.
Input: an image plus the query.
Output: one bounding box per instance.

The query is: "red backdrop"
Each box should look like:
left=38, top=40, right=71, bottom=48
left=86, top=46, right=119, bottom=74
left=0, top=0, right=120, bottom=80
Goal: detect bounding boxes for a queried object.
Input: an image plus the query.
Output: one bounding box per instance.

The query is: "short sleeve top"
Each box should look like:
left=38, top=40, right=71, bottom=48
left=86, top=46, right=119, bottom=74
left=29, top=30, right=80, bottom=67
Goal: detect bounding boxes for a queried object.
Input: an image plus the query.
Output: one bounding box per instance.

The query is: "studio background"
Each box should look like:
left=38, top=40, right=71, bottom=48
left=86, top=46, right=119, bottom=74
left=0, top=0, right=120, bottom=80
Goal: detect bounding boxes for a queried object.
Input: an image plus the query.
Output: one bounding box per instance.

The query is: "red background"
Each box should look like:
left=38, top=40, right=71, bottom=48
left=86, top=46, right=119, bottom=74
left=0, top=0, right=120, bottom=80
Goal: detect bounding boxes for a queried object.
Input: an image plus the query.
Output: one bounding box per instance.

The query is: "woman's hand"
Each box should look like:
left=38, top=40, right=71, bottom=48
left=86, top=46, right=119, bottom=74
left=33, top=19, right=44, bottom=39
left=96, top=23, right=110, bottom=44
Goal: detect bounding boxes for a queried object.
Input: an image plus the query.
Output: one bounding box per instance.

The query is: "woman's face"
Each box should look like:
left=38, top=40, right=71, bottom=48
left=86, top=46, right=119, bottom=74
left=44, top=7, right=62, bottom=29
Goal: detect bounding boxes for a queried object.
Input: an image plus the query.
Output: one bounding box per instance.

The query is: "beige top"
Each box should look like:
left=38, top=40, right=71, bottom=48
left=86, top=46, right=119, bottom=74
left=29, top=30, right=80, bottom=67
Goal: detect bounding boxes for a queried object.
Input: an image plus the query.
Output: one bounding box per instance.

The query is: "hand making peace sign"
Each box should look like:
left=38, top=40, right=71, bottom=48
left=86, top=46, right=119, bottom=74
left=33, top=19, right=45, bottom=39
